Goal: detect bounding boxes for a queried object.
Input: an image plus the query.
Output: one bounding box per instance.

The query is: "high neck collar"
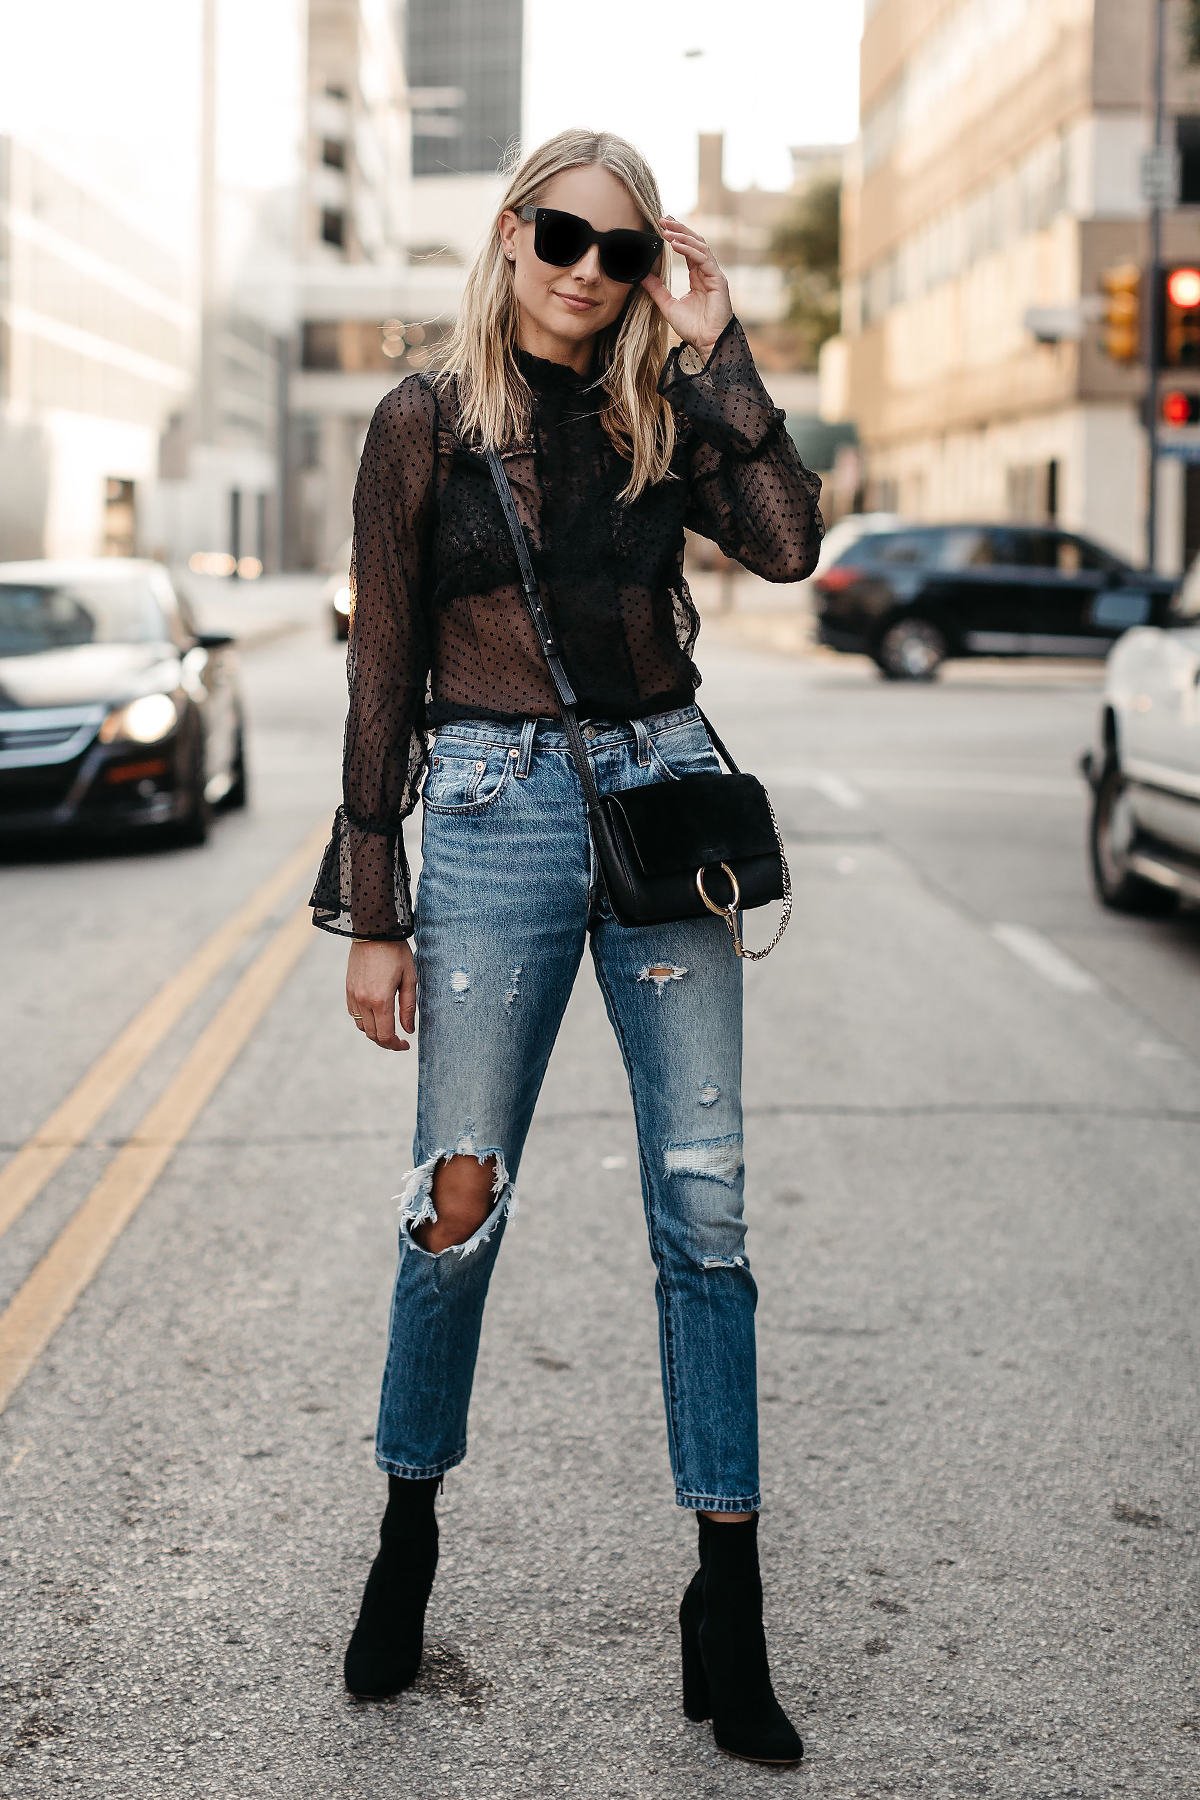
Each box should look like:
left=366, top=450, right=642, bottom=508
left=516, top=346, right=600, bottom=397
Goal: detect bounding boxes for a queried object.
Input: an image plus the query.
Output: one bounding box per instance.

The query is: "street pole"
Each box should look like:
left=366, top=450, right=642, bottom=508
left=198, top=0, right=217, bottom=447
left=1147, top=0, right=1167, bottom=571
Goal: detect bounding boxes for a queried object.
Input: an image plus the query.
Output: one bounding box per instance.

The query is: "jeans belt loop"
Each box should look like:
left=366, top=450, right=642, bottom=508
left=632, top=716, right=652, bottom=767
left=516, top=716, right=537, bottom=778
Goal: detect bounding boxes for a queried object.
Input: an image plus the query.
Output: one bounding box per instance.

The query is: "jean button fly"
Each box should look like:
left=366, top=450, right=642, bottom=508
left=582, top=725, right=597, bottom=739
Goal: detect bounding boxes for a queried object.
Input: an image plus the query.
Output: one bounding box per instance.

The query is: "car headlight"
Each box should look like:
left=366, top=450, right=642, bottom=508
left=333, top=586, right=352, bottom=616
left=99, top=692, right=179, bottom=744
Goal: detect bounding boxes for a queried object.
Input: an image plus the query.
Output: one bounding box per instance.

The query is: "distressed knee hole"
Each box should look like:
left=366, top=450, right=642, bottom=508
left=396, top=1145, right=515, bottom=1256
left=663, top=1134, right=744, bottom=1187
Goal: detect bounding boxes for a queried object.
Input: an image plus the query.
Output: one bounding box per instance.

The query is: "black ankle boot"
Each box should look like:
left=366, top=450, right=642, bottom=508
left=344, top=1475, right=439, bottom=1698
left=678, top=1513, right=803, bottom=1765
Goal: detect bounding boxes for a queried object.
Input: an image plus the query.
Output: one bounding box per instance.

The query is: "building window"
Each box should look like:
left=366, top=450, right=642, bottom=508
left=103, top=478, right=136, bottom=557
left=320, top=208, right=345, bottom=248
left=1178, top=116, right=1200, bottom=205
left=322, top=138, right=346, bottom=170
left=301, top=322, right=341, bottom=370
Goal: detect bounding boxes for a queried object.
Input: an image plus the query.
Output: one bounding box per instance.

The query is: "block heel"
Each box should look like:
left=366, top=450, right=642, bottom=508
left=679, top=1566, right=711, bottom=1720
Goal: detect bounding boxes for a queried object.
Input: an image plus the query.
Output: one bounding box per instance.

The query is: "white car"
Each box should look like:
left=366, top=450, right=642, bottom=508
left=1085, top=571, right=1200, bottom=912
left=810, top=511, right=906, bottom=574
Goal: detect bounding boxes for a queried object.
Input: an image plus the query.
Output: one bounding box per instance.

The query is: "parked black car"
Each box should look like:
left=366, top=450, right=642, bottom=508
left=813, top=524, right=1176, bottom=679
left=0, top=559, right=246, bottom=842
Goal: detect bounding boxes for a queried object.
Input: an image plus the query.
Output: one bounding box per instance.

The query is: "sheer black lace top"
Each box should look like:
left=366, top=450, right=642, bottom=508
left=311, top=315, right=823, bottom=940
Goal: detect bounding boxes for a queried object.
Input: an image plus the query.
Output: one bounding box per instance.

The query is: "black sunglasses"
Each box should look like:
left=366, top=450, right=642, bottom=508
left=519, top=205, right=663, bottom=285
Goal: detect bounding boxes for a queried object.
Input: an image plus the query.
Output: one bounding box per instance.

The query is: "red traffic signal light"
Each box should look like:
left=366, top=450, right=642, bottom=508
left=1167, top=267, right=1200, bottom=310
left=1161, top=265, right=1200, bottom=366
left=1162, top=389, right=1200, bottom=426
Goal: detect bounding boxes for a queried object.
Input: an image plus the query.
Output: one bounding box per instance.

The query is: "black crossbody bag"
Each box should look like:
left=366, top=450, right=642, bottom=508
left=486, top=449, right=791, bottom=960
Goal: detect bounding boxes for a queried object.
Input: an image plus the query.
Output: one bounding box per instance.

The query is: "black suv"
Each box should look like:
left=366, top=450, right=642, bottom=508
left=813, top=524, right=1176, bottom=679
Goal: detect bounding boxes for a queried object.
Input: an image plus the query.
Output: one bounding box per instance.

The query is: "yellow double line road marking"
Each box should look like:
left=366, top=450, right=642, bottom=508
left=0, top=826, right=330, bottom=1413
left=0, top=822, right=328, bottom=1241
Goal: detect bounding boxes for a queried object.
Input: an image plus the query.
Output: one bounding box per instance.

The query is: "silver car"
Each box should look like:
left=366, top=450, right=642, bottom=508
left=1085, top=567, right=1200, bottom=912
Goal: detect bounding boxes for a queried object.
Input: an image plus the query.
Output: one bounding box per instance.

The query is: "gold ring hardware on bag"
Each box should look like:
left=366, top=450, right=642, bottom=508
left=696, top=862, right=741, bottom=917
left=694, top=797, right=793, bottom=962
left=696, top=862, right=745, bottom=955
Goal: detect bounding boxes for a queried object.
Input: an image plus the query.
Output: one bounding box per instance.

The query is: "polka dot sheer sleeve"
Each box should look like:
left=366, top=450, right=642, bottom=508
left=310, top=377, right=437, bottom=941
left=659, top=317, right=825, bottom=582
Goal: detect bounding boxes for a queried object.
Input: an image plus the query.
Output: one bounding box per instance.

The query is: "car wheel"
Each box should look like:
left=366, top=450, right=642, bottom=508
left=876, top=617, right=947, bottom=680
left=222, top=720, right=248, bottom=811
left=1090, top=762, right=1177, bottom=915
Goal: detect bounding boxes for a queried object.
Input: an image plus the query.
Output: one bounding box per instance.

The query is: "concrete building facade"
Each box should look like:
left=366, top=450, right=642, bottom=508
left=820, top=0, right=1200, bottom=572
left=0, top=138, right=192, bottom=563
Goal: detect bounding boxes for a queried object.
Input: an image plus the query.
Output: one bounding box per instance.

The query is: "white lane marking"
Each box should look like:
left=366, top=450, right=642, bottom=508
left=810, top=772, right=865, bottom=809
left=991, top=925, right=1099, bottom=994
left=760, top=768, right=1078, bottom=798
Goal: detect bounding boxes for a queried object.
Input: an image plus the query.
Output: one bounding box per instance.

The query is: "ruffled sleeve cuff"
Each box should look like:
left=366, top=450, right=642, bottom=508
left=658, top=316, right=785, bottom=459
left=309, top=806, right=415, bottom=940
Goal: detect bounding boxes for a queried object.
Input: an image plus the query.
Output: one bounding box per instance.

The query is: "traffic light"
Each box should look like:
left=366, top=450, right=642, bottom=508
left=1161, top=265, right=1200, bottom=366
left=1100, top=262, right=1141, bottom=362
left=1162, top=389, right=1200, bottom=426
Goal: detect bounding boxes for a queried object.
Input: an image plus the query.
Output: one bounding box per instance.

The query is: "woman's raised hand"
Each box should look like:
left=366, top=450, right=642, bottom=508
left=641, top=216, right=733, bottom=360
left=347, top=938, right=418, bottom=1052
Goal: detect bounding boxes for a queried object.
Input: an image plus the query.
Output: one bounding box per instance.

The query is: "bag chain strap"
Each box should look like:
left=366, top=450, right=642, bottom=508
left=732, top=795, right=792, bottom=961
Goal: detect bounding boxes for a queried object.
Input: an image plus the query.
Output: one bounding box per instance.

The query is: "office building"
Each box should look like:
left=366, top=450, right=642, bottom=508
left=406, top=0, right=523, bottom=179
left=404, top=0, right=523, bottom=266
left=286, top=0, right=523, bottom=568
left=0, top=137, right=191, bottom=562
left=821, top=0, right=1200, bottom=570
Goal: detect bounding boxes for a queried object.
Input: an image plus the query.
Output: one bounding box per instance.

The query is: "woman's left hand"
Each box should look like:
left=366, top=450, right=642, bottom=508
left=641, top=216, right=733, bottom=361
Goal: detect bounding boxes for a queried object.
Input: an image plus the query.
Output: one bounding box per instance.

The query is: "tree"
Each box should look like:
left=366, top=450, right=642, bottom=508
left=1188, top=0, right=1200, bottom=63
left=768, top=177, right=842, bottom=369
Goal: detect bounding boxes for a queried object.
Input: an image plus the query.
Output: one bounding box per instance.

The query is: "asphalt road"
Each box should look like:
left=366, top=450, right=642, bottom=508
left=0, top=617, right=1197, bottom=1799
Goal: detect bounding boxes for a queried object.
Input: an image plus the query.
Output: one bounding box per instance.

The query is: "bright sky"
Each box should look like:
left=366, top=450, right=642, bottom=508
left=526, top=0, right=864, bottom=211
left=0, top=0, right=304, bottom=265
left=0, top=0, right=862, bottom=265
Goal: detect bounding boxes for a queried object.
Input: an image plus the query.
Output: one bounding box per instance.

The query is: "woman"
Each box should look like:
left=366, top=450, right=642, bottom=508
left=311, top=128, right=822, bottom=1766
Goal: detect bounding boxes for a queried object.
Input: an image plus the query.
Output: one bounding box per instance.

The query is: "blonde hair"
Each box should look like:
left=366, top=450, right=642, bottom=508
left=435, top=129, right=675, bottom=502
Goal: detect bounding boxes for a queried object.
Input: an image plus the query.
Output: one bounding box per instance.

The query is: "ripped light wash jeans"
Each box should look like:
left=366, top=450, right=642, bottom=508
left=376, top=704, right=760, bottom=1513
